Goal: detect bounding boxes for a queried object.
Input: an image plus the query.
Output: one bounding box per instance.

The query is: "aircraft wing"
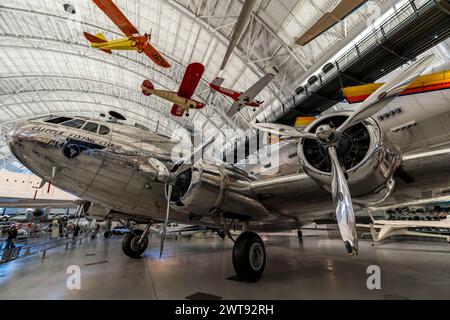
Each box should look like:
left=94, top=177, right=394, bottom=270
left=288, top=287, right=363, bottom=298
left=223, top=146, right=450, bottom=227
left=177, top=62, right=205, bottom=98
left=226, top=100, right=242, bottom=117
left=295, top=0, right=367, bottom=46
left=171, top=104, right=185, bottom=117
left=143, top=43, right=171, bottom=68
left=220, top=0, right=257, bottom=70
left=225, top=73, right=275, bottom=116
left=234, top=148, right=450, bottom=197
left=239, top=73, right=274, bottom=103
left=92, top=0, right=139, bottom=36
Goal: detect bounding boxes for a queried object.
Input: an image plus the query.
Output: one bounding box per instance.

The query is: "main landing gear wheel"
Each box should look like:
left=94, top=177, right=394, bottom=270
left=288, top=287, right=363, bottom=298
left=122, top=229, right=148, bottom=259
left=232, top=231, right=266, bottom=282
left=137, top=48, right=144, bottom=53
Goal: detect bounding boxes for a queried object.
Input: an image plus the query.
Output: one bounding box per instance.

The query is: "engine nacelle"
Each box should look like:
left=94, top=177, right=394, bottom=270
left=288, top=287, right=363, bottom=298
left=298, top=112, right=402, bottom=204
left=168, top=163, right=269, bottom=219
left=26, top=208, right=48, bottom=222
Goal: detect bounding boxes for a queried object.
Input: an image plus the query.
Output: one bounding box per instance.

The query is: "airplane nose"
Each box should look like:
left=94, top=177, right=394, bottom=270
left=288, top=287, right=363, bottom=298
left=6, top=124, right=18, bottom=149
left=6, top=121, right=32, bottom=159
left=7, top=122, right=24, bottom=145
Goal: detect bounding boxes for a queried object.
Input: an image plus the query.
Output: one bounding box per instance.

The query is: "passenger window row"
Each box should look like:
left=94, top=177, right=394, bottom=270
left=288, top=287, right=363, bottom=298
left=44, top=117, right=110, bottom=135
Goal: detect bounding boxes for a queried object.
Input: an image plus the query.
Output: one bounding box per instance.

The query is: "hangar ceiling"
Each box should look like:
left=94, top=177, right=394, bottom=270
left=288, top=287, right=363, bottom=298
left=0, top=0, right=393, bottom=170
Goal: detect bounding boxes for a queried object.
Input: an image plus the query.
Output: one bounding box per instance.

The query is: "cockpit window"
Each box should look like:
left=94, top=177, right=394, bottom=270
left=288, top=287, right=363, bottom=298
left=61, top=119, right=86, bottom=129
left=44, top=116, right=72, bottom=124
left=82, top=122, right=98, bottom=133
left=98, top=125, right=110, bottom=135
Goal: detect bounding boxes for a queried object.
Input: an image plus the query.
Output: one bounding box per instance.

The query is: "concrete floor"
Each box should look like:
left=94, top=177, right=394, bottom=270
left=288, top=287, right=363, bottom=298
left=0, top=233, right=450, bottom=299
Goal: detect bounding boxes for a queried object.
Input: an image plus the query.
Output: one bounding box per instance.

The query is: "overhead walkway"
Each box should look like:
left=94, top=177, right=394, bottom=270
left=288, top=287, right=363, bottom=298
left=261, top=0, right=450, bottom=126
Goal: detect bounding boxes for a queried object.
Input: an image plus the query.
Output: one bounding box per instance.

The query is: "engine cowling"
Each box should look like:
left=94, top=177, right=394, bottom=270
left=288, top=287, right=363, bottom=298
left=298, top=112, right=402, bottom=204
left=26, top=208, right=48, bottom=221
left=168, top=163, right=269, bottom=219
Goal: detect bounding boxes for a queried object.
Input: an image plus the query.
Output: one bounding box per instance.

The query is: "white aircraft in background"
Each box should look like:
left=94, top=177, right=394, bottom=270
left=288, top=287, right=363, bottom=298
left=358, top=196, right=450, bottom=243
left=0, top=171, right=79, bottom=209
left=342, top=61, right=450, bottom=135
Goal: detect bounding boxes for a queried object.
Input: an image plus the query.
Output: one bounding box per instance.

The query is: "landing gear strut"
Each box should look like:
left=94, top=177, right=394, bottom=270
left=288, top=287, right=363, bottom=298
left=103, top=219, right=112, bottom=238
left=232, top=231, right=266, bottom=282
left=122, top=223, right=152, bottom=259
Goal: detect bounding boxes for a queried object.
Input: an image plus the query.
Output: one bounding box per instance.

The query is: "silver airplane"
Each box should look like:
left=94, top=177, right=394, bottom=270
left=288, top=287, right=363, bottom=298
left=6, top=55, right=450, bottom=282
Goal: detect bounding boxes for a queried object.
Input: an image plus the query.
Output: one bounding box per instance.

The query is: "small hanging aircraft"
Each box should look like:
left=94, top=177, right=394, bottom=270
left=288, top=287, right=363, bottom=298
left=209, top=72, right=275, bottom=117
left=141, top=62, right=205, bottom=117
left=83, top=0, right=171, bottom=68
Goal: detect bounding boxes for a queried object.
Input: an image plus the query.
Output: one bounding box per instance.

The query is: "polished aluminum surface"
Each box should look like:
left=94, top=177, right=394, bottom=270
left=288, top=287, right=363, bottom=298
left=6, top=115, right=450, bottom=232
left=299, top=112, right=402, bottom=199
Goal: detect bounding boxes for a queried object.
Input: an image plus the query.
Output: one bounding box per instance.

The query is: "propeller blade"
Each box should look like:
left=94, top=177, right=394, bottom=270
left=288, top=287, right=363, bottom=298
left=337, top=54, right=434, bottom=133
left=159, top=184, right=173, bottom=258
left=328, top=146, right=358, bottom=255
left=172, top=135, right=216, bottom=175
left=253, top=123, right=318, bottom=140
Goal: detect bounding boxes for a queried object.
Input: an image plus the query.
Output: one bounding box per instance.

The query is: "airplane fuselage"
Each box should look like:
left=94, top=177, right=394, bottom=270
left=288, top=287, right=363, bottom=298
left=91, top=35, right=149, bottom=51
left=210, top=84, right=260, bottom=107
left=142, top=87, right=205, bottom=110
left=6, top=109, right=450, bottom=231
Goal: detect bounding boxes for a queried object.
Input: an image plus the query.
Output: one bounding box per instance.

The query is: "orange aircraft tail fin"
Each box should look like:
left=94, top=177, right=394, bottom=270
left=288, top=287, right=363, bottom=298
left=83, top=31, right=107, bottom=43
left=100, top=49, right=112, bottom=54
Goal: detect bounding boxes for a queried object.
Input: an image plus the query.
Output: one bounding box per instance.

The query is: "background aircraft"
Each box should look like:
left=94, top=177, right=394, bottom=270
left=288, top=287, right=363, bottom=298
left=209, top=72, right=275, bottom=117
left=358, top=214, right=450, bottom=243
left=141, top=62, right=205, bottom=117
left=343, top=65, right=450, bottom=104
left=342, top=61, right=450, bottom=133
left=219, top=0, right=257, bottom=71
left=83, top=0, right=170, bottom=68
left=0, top=171, right=79, bottom=210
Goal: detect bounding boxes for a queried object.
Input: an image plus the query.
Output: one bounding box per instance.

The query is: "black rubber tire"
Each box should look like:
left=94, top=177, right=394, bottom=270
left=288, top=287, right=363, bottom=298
left=232, top=231, right=266, bottom=282
left=122, top=229, right=148, bottom=259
